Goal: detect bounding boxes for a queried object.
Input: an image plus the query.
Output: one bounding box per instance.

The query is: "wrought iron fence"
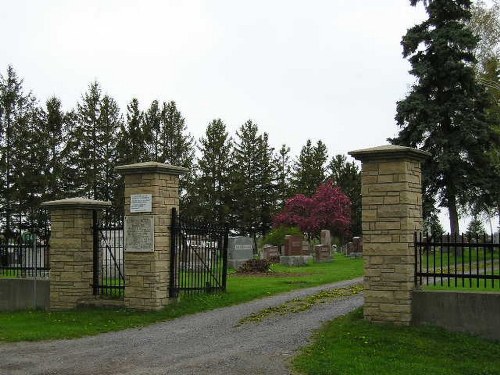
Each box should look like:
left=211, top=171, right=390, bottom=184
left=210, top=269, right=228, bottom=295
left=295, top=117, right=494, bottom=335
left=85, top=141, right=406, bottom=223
left=92, top=209, right=125, bottom=299
left=0, top=209, right=50, bottom=278
left=170, top=207, right=228, bottom=297
left=414, top=232, right=500, bottom=289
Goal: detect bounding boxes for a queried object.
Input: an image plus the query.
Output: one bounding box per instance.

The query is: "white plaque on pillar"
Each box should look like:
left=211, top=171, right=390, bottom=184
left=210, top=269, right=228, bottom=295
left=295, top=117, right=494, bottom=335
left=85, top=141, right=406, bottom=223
left=130, top=194, right=152, bottom=213
left=125, top=216, right=154, bottom=252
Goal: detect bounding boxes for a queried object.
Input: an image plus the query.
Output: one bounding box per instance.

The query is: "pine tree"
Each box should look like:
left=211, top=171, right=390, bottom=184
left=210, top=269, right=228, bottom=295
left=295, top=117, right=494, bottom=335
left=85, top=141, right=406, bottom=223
left=391, top=0, right=494, bottom=236
left=192, top=119, right=232, bottom=224
left=291, top=140, right=328, bottom=196
left=328, top=154, right=362, bottom=236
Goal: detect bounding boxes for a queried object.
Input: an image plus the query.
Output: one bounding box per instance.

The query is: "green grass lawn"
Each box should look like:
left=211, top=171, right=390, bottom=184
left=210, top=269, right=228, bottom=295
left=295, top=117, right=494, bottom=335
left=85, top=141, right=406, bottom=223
left=0, top=254, right=363, bottom=342
left=293, top=308, right=500, bottom=375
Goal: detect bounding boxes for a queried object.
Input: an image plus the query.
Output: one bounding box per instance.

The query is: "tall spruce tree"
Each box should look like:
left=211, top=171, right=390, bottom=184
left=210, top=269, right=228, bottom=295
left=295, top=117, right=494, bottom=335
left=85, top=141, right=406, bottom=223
left=0, top=66, right=35, bottom=236
left=391, top=0, right=494, bottom=236
left=192, top=119, right=232, bottom=224
left=42, top=97, right=72, bottom=202
left=275, top=144, right=292, bottom=207
left=256, top=133, right=277, bottom=236
left=66, top=82, right=121, bottom=202
left=328, top=154, right=362, bottom=236
left=230, top=120, right=274, bottom=237
left=143, top=100, right=162, bottom=161
left=291, top=139, right=328, bottom=196
left=117, top=98, right=148, bottom=164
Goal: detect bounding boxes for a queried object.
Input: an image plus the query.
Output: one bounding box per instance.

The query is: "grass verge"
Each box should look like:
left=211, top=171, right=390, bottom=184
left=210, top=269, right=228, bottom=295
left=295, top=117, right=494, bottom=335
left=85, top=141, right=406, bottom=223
left=293, top=308, right=500, bottom=375
left=238, top=284, right=363, bottom=325
left=0, top=254, right=362, bottom=342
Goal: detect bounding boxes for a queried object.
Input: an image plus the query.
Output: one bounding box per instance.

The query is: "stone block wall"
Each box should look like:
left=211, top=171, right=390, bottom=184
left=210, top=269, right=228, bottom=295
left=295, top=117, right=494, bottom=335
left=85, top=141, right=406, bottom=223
left=349, top=145, right=429, bottom=325
left=42, top=198, right=111, bottom=310
left=116, top=162, right=186, bottom=311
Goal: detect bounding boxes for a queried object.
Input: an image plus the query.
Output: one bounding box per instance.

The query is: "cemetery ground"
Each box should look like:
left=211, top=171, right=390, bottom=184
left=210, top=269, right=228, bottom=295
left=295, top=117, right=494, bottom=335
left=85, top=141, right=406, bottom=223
left=2, top=256, right=499, bottom=375
left=0, top=254, right=363, bottom=342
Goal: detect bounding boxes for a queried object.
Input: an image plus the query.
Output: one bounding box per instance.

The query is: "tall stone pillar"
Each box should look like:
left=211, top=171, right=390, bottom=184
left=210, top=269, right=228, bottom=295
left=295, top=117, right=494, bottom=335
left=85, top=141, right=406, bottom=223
left=42, top=198, right=111, bottom=310
left=115, top=162, right=187, bottom=311
left=349, top=145, right=429, bottom=325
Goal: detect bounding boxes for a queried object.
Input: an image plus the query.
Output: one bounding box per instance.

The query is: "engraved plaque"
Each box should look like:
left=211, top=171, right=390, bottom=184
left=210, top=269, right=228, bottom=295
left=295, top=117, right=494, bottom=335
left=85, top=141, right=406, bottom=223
left=130, top=194, right=152, bottom=213
left=125, top=216, right=154, bottom=252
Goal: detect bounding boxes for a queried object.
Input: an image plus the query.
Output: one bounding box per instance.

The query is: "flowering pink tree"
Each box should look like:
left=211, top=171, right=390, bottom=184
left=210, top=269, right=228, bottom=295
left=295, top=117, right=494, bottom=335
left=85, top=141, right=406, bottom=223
left=273, top=180, right=351, bottom=241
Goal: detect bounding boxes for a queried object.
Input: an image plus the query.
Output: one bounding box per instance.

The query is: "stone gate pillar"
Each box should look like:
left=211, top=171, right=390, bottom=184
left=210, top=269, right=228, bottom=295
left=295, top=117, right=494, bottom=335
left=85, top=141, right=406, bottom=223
left=349, top=145, right=429, bottom=325
left=115, top=162, right=187, bottom=311
left=42, top=198, right=111, bottom=310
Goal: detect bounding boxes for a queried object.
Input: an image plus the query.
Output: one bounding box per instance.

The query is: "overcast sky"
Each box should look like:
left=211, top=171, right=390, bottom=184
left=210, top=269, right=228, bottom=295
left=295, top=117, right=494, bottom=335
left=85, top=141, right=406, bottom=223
left=3, top=0, right=492, bottom=232
left=1, top=0, right=428, bottom=154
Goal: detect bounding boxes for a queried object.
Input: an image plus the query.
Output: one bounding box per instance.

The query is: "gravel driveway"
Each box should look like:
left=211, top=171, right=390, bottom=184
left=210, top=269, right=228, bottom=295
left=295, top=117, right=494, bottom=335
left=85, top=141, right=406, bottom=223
left=0, top=278, right=363, bottom=375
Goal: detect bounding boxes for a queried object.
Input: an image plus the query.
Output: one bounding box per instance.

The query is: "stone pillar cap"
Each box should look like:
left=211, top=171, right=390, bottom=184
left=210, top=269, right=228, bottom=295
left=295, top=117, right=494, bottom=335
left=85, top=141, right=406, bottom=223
left=41, top=197, right=112, bottom=210
left=348, top=145, right=430, bottom=162
left=115, top=161, right=188, bottom=175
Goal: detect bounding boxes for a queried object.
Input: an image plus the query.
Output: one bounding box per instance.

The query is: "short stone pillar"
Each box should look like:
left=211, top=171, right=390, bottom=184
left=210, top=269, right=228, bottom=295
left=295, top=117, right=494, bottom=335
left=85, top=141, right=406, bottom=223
left=115, top=162, right=187, bottom=311
left=349, top=145, right=429, bottom=325
left=42, top=198, right=111, bottom=310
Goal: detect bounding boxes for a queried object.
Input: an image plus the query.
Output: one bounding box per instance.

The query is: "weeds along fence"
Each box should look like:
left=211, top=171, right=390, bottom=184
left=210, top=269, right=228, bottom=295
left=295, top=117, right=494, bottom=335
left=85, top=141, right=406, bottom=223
left=0, top=210, right=51, bottom=279
left=414, top=232, right=500, bottom=289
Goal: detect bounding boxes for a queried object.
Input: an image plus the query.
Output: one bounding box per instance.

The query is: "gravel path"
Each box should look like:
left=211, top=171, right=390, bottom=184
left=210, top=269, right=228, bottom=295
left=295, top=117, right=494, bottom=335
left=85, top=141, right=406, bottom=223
left=0, top=278, right=363, bottom=375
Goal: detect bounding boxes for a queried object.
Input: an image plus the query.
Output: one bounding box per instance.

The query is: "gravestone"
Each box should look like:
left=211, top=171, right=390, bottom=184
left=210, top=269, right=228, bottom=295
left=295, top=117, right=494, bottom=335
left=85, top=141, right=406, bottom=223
left=281, top=235, right=313, bottom=266
left=284, top=235, right=303, bottom=256
left=348, top=237, right=363, bottom=258
left=302, top=241, right=310, bottom=255
left=262, top=245, right=280, bottom=260
left=315, top=244, right=332, bottom=262
left=321, top=229, right=331, bottom=248
left=227, top=236, right=254, bottom=269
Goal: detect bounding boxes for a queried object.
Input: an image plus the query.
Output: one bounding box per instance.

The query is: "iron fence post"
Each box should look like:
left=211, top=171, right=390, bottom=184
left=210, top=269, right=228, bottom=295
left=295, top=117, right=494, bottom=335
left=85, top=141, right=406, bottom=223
left=169, top=207, right=177, bottom=298
left=92, top=210, right=99, bottom=296
left=222, top=223, right=229, bottom=292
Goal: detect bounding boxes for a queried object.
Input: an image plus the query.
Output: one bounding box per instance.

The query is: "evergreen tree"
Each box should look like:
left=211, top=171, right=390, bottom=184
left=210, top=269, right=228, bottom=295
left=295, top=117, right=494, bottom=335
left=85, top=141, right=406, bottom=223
left=230, top=120, right=269, bottom=237
left=328, top=154, right=362, bottom=236
left=291, top=140, right=328, bottom=196
left=192, top=119, right=232, bottom=224
left=158, top=101, right=195, bottom=168
left=256, top=133, right=277, bottom=236
left=0, top=66, right=35, bottom=236
left=391, top=0, right=494, bottom=236
left=117, top=98, right=147, bottom=164
left=275, top=144, right=292, bottom=207
left=65, top=82, right=121, bottom=202
left=423, top=211, right=445, bottom=238
left=466, top=215, right=487, bottom=238
left=42, top=97, right=74, bottom=201
left=143, top=100, right=162, bottom=161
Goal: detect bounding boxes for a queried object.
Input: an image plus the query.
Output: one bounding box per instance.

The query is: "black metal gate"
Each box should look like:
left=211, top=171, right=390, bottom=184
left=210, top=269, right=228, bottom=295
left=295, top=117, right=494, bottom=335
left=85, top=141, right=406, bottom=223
left=0, top=209, right=51, bottom=278
left=92, top=209, right=125, bottom=299
left=170, top=207, right=228, bottom=297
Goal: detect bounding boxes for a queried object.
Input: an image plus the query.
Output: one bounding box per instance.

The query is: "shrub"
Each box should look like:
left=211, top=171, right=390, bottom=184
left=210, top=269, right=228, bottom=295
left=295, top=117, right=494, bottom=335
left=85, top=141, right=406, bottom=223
left=262, top=226, right=302, bottom=246
left=237, top=259, right=271, bottom=273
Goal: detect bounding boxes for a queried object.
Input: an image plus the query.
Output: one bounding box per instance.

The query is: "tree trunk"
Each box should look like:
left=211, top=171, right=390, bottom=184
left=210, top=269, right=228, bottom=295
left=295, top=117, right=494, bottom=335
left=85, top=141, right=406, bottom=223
left=448, top=194, right=460, bottom=237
